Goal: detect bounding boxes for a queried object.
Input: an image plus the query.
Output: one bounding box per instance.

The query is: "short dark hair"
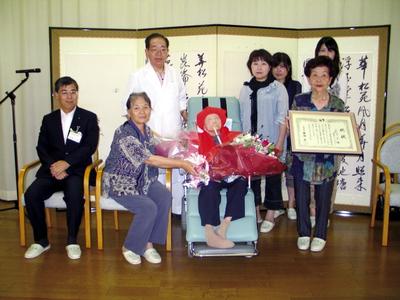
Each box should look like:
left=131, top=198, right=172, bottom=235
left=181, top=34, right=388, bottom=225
left=54, top=76, right=78, bottom=92
left=246, top=49, right=273, bottom=74
left=126, top=92, right=152, bottom=110
left=314, top=36, right=341, bottom=82
left=272, top=52, right=293, bottom=81
left=145, top=33, right=169, bottom=49
left=304, top=56, right=335, bottom=78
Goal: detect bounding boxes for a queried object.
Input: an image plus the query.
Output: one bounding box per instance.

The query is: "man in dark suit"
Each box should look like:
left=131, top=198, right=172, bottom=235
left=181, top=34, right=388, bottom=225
left=24, top=76, right=99, bottom=260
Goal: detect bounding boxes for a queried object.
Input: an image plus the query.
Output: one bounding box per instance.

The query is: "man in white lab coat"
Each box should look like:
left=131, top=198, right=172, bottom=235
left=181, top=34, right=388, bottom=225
left=124, top=33, right=187, bottom=215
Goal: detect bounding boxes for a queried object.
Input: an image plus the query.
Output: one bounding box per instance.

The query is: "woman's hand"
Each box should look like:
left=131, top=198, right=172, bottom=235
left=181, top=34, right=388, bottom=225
left=180, top=160, right=198, bottom=176
left=285, top=116, right=290, bottom=133
left=274, top=147, right=281, bottom=157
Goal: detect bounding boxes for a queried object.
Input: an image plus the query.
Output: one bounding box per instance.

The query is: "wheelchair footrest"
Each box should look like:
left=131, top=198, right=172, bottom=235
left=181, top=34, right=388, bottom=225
left=188, top=242, right=258, bottom=257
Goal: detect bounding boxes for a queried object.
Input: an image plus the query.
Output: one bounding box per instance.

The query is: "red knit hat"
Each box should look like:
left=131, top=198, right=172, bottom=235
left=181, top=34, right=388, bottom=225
left=196, top=107, right=227, bottom=130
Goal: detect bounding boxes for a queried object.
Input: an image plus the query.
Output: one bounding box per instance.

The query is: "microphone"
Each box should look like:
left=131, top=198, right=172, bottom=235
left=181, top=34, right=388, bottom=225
left=15, top=68, right=41, bottom=74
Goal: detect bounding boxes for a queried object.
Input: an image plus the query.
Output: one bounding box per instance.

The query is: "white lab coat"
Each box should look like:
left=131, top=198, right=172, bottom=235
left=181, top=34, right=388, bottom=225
left=123, top=62, right=187, bottom=139
left=123, top=62, right=187, bottom=214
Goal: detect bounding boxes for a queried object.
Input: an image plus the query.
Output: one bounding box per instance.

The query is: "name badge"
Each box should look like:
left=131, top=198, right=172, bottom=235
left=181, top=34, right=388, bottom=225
left=67, top=127, right=82, bottom=143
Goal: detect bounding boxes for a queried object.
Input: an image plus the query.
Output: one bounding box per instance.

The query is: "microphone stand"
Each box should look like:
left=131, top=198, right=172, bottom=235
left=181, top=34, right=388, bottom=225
left=0, top=73, right=30, bottom=211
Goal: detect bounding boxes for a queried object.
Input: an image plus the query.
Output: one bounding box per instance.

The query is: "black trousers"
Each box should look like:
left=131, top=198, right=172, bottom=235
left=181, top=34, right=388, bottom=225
left=24, top=175, right=84, bottom=246
left=198, top=177, right=248, bottom=226
left=294, top=177, right=334, bottom=240
left=251, top=174, right=284, bottom=210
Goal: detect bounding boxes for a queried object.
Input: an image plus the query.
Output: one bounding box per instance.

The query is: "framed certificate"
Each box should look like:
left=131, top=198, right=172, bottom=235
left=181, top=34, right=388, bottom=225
left=289, top=111, right=362, bottom=154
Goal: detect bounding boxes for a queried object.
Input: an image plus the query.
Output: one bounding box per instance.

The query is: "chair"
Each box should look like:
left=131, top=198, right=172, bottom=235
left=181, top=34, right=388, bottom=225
left=370, top=129, right=400, bottom=246
left=186, top=187, right=258, bottom=257
left=184, top=96, right=259, bottom=257
left=18, top=157, right=101, bottom=249
left=385, top=121, right=400, bottom=134
left=187, top=96, right=242, bottom=131
left=94, top=164, right=173, bottom=251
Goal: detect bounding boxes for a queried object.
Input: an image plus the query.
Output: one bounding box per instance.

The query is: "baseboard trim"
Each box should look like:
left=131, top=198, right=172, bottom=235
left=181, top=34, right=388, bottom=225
left=275, top=201, right=372, bottom=214
left=0, top=190, right=17, bottom=201
left=333, top=204, right=371, bottom=214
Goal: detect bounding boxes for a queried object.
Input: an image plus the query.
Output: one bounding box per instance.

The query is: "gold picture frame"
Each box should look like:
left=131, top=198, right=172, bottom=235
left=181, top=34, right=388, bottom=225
left=289, top=111, right=362, bottom=154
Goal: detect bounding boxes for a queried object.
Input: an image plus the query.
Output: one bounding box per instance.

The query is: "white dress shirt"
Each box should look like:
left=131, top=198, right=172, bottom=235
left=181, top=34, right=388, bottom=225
left=123, top=63, right=187, bottom=139
left=60, top=107, right=76, bottom=144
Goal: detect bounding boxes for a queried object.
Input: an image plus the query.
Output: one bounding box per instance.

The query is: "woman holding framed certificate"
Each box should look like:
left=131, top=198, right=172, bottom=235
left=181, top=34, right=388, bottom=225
left=289, top=56, right=345, bottom=252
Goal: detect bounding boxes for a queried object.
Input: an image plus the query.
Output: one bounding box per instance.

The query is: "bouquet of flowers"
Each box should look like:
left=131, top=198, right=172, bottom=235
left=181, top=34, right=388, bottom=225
left=154, top=131, right=210, bottom=188
left=207, top=133, right=286, bottom=180
left=232, top=133, right=277, bottom=155
left=154, top=131, right=285, bottom=187
left=154, top=131, right=199, bottom=159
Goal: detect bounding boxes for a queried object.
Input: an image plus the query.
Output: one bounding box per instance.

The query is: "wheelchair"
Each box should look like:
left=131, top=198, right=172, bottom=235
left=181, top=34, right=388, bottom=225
left=184, top=97, right=258, bottom=257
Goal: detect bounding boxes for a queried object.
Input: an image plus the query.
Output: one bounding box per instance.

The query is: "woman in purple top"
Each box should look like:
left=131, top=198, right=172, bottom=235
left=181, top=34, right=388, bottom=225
left=102, top=92, right=196, bottom=265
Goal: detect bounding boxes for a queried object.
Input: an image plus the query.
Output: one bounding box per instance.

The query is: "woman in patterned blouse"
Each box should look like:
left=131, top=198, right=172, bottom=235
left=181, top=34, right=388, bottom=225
left=102, top=92, right=196, bottom=265
left=290, top=56, right=345, bottom=252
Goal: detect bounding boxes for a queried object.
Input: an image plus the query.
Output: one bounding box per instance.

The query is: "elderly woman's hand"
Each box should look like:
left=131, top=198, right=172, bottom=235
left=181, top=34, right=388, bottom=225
left=285, top=116, right=290, bottom=133
left=181, top=160, right=198, bottom=176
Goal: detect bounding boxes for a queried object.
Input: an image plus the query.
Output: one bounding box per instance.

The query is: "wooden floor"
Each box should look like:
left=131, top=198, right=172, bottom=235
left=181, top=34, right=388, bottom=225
left=1, top=201, right=400, bottom=300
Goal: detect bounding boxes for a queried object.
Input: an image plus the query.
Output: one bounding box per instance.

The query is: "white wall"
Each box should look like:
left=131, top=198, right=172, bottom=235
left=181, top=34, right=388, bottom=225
left=0, top=0, right=399, bottom=199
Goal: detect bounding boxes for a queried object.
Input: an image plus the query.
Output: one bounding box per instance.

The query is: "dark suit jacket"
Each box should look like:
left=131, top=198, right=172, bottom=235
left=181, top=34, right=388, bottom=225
left=36, top=106, right=99, bottom=179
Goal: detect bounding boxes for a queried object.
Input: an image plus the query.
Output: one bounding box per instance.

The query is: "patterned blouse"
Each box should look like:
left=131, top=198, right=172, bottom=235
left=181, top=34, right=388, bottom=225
left=289, top=92, right=345, bottom=184
left=102, top=121, right=158, bottom=197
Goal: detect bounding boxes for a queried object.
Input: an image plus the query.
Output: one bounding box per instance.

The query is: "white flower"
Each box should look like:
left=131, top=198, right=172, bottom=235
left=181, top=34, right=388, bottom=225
left=232, top=133, right=277, bottom=156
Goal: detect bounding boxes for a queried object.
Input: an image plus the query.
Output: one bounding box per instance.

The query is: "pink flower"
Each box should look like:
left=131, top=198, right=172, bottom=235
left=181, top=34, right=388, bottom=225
left=183, top=153, right=210, bottom=188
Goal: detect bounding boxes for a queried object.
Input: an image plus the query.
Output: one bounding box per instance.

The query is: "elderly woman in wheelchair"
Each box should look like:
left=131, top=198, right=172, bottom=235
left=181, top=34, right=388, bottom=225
left=195, top=107, right=248, bottom=249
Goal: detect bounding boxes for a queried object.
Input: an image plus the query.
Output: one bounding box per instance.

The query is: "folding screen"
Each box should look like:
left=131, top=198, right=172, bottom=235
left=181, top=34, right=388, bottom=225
left=50, top=25, right=389, bottom=212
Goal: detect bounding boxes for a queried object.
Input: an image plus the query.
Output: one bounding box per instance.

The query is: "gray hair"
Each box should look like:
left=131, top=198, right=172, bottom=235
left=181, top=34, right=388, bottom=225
left=126, top=92, right=152, bottom=110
